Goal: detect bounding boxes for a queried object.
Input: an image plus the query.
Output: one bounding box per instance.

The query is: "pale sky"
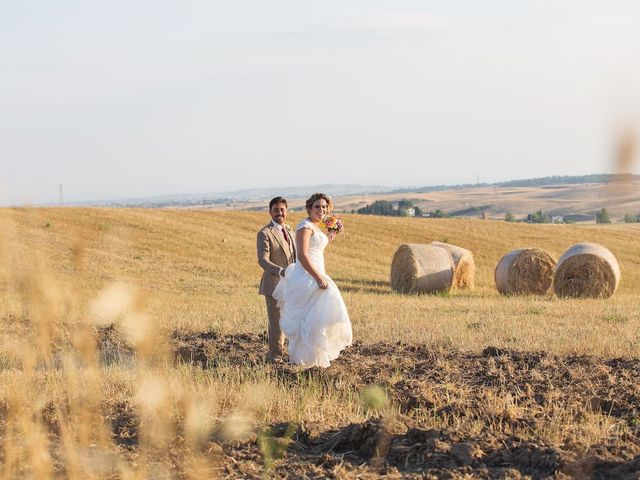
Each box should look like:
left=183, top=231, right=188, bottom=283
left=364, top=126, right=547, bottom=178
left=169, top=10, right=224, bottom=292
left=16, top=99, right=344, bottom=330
left=2, top=1, right=640, bottom=204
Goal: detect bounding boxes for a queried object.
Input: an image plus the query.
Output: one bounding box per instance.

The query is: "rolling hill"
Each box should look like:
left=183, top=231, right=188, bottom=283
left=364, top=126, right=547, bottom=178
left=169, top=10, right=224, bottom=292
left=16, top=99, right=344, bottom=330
left=2, top=207, right=640, bottom=477
left=196, top=181, right=640, bottom=222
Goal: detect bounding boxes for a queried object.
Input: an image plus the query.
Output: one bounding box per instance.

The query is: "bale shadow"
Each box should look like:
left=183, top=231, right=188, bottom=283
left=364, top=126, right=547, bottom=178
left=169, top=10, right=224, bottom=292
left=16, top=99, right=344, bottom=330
left=338, top=285, right=394, bottom=295
left=333, top=277, right=389, bottom=288
left=333, top=277, right=392, bottom=295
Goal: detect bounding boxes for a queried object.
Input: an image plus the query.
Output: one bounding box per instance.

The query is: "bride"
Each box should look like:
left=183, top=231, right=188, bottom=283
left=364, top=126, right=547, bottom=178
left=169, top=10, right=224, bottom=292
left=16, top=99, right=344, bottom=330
left=272, top=193, right=352, bottom=368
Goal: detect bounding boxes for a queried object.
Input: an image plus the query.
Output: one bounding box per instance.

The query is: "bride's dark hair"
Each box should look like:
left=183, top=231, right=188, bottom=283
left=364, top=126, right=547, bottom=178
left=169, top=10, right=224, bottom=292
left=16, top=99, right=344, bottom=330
left=305, top=192, right=332, bottom=213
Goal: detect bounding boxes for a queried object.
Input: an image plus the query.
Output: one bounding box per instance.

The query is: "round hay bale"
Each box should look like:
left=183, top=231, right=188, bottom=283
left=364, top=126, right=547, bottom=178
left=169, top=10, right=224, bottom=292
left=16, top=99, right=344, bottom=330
left=495, top=248, right=556, bottom=295
left=431, top=241, right=476, bottom=290
left=554, top=243, right=621, bottom=299
left=390, top=244, right=455, bottom=294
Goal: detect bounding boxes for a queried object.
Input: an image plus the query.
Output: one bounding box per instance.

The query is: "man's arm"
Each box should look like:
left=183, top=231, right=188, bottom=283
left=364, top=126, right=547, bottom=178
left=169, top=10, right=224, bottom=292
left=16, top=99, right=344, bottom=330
left=257, top=230, right=283, bottom=276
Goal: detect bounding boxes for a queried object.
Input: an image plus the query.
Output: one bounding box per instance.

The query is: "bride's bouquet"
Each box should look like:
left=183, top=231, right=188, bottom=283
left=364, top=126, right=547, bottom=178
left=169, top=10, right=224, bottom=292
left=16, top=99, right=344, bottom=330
left=322, top=213, right=344, bottom=241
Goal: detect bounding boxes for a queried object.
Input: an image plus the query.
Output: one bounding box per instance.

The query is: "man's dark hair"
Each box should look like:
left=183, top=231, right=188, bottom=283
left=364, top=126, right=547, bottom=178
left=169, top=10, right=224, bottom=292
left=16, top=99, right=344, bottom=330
left=269, top=196, right=288, bottom=210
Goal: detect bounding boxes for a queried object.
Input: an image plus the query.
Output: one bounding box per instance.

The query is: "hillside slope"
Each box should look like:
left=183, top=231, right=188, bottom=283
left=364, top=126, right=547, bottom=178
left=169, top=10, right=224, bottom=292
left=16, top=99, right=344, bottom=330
left=200, top=182, right=640, bottom=221
left=3, top=208, right=640, bottom=477
left=1, top=208, right=639, bottom=355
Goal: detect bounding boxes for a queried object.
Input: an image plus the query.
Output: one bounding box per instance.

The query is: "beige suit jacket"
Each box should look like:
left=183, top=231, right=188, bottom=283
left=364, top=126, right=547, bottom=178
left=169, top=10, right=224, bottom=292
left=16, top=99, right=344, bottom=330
left=257, top=222, right=296, bottom=296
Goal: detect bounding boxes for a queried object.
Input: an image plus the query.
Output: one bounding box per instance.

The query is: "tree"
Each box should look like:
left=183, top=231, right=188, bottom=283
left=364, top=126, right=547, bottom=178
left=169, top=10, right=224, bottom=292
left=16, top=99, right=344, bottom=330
left=526, top=210, right=551, bottom=224
left=596, top=208, right=611, bottom=224
left=397, top=199, right=413, bottom=209
left=357, top=200, right=395, bottom=216
left=624, top=213, right=639, bottom=223
left=429, top=209, right=449, bottom=218
left=505, top=212, right=515, bottom=222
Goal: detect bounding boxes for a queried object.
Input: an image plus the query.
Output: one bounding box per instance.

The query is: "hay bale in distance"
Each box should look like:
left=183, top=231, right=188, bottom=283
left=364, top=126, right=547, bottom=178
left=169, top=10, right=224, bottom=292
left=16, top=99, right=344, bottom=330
left=390, top=244, right=455, bottom=294
left=554, top=243, right=621, bottom=299
left=431, top=241, right=476, bottom=290
left=495, top=248, right=556, bottom=295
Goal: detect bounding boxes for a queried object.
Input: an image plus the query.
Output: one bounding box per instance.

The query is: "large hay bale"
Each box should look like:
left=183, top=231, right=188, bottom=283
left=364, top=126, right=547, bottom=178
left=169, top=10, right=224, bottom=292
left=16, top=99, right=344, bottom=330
left=495, top=248, right=556, bottom=295
left=390, top=244, right=455, bottom=294
left=554, top=243, right=621, bottom=298
left=431, top=241, right=476, bottom=290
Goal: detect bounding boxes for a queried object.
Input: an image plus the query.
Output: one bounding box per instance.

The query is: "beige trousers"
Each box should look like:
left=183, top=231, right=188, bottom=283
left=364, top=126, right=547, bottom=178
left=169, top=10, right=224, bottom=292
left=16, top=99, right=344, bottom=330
left=265, top=295, right=285, bottom=360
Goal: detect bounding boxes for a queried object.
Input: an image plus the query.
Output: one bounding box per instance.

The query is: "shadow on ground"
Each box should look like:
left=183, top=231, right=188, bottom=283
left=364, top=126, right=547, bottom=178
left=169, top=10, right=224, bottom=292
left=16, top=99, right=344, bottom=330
left=332, top=277, right=392, bottom=295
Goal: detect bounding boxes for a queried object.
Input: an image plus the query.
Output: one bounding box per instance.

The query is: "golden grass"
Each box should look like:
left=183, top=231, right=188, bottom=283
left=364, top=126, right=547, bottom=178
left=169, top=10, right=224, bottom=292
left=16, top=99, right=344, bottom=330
left=1, top=207, right=640, bottom=476
left=2, top=208, right=638, bottom=355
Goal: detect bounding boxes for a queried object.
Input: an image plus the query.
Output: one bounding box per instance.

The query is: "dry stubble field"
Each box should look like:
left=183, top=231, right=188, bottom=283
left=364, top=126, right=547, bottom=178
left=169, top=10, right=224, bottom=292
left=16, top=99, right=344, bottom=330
left=1, top=207, right=640, bottom=479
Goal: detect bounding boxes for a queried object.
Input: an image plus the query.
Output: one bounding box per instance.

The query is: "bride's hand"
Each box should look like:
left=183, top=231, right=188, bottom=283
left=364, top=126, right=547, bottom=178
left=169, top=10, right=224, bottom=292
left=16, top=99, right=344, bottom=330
left=316, top=278, right=328, bottom=289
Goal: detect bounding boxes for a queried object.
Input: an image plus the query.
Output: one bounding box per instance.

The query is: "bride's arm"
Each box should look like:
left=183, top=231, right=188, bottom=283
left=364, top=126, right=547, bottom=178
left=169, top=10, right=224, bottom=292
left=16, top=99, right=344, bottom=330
left=296, top=228, right=328, bottom=289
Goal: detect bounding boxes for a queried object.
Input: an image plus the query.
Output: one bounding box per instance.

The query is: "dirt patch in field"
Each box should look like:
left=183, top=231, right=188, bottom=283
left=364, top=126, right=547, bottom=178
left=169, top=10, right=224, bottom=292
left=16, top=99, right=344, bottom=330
left=172, top=330, right=265, bottom=367
left=160, top=332, right=640, bottom=479
left=88, top=330, right=640, bottom=478
left=96, top=324, right=136, bottom=365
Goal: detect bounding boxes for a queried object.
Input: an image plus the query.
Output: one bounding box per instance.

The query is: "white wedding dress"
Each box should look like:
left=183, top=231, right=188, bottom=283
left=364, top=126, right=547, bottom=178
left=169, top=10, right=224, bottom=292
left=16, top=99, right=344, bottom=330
left=272, top=219, right=352, bottom=368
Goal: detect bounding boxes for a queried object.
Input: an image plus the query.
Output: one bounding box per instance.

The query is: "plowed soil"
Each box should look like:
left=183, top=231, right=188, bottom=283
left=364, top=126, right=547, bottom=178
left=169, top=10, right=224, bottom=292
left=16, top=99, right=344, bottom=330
left=105, top=331, right=640, bottom=479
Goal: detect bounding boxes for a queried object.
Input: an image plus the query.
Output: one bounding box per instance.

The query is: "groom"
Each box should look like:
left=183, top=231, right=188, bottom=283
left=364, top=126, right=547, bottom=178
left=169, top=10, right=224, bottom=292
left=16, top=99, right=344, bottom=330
left=257, top=196, right=296, bottom=362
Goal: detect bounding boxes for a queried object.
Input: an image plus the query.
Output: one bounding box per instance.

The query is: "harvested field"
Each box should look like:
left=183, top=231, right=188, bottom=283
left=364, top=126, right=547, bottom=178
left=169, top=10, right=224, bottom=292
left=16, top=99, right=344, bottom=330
left=1, top=208, right=640, bottom=478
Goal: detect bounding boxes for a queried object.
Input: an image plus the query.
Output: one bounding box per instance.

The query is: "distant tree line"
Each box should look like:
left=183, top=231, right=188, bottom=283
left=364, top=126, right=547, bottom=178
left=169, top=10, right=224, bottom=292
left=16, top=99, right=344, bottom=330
left=358, top=201, right=637, bottom=225
left=525, top=210, right=552, bottom=224
left=497, top=174, right=639, bottom=188
left=356, top=199, right=423, bottom=217
left=505, top=210, right=576, bottom=224
left=428, top=209, right=449, bottom=218
left=387, top=174, right=640, bottom=195
left=505, top=207, right=625, bottom=224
